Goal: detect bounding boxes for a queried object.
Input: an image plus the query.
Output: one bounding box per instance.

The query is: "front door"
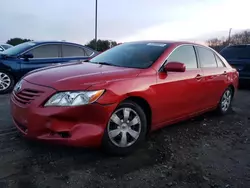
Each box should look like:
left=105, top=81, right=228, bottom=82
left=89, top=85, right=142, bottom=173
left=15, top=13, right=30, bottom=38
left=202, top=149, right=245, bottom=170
left=20, top=44, right=62, bottom=76
left=60, top=44, right=93, bottom=63
left=153, top=45, right=205, bottom=126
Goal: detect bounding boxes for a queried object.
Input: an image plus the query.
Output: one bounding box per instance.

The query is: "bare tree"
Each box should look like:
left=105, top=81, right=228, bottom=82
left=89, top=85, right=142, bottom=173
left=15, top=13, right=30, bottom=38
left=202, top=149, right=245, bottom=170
left=207, top=29, right=250, bottom=52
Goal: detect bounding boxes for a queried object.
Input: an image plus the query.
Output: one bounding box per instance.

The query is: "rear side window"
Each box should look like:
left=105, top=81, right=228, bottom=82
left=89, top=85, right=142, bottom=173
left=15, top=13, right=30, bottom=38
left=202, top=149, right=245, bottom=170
left=28, top=44, right=60, bottom=58
left=220, top=45, right=250, bottom=59
left=62, top=45, right=87, bottom=57
left=215, top=54, right=225, bottom=67
left=84, top=47, right=94, bottom=56
left=167, top=45, right=198, bottom=69
left=196, top=46, right=217, bottom=68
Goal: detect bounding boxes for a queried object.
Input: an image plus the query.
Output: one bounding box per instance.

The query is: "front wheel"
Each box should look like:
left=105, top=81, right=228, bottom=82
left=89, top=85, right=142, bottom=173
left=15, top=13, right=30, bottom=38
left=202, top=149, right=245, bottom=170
left=217, top=87, right=233, bottom=115
left=0, top=71, right=15, bottom=94
left=102, top=100, right=148, bottom=155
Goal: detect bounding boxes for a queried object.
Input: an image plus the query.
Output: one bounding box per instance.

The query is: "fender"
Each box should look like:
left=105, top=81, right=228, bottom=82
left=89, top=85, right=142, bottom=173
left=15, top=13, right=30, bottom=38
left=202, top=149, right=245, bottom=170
left=0, top=59, right=22, bottom=80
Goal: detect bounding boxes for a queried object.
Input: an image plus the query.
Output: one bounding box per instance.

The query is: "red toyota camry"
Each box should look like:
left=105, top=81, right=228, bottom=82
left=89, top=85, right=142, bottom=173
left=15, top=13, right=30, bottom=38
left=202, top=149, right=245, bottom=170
left=10, top=41, right=239, bottom=155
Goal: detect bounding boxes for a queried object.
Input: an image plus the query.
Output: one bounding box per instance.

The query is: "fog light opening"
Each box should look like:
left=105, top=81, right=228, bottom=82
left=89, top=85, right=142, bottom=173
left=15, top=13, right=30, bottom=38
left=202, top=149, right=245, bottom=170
left=58, top=131, right=71, bottom=138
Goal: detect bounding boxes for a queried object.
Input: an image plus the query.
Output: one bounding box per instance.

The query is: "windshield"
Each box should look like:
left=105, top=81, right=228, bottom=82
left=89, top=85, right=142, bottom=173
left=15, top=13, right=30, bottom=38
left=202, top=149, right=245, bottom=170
left=220, top=45, right=250, bottom=59
left=2, top=42, right=36, bottom=56
left=89, top=42, right=170, bottom=68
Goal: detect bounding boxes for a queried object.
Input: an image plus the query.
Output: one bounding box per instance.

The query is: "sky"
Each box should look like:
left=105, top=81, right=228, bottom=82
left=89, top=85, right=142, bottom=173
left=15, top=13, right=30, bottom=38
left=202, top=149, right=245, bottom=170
left=0, top=0, right=249, bottom=45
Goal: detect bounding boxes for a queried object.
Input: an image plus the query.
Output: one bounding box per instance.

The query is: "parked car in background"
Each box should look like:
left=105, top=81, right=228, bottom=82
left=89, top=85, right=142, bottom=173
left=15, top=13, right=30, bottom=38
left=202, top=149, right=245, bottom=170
left=220, top=44, right=250, bottom=82
left=0, top=41, right=98, bottom=94
left=10, top=41, right=239, bottom=155
left=0, top=44, right=13, bottom=52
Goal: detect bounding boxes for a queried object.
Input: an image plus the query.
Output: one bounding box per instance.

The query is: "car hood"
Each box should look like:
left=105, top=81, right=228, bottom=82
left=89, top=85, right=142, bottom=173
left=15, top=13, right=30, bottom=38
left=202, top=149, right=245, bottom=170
left=0, top=53, right=16, bottom=59
left=0, top=53, right=5, bottom=58
left=24, top=62, right=141, bottom=90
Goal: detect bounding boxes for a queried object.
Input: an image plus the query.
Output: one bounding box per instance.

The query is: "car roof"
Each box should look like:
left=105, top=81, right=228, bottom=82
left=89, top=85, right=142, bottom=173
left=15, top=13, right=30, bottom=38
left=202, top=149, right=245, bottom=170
left=226, top=44, right=250, bottom=47
left=26, top=40, right=97, bottom=52
left=30, top=40, right=85, bottom=46
left=124, top=40, right=199, bottom=46
left=0, top=43, right=13, bottom=46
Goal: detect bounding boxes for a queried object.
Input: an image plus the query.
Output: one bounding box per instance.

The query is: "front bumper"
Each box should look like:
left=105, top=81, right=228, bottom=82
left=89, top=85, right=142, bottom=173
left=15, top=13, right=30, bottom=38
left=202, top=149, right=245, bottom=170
left=10, top=80, right=117, bottom=147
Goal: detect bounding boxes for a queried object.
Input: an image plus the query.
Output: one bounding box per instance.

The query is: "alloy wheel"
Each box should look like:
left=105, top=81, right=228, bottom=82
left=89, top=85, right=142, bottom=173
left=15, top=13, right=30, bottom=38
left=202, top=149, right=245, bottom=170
left=221, top=89, right=232, bottom=112
left=107, top=107, right=141, bottom=148
left=0, top=72, right=11, bottom=91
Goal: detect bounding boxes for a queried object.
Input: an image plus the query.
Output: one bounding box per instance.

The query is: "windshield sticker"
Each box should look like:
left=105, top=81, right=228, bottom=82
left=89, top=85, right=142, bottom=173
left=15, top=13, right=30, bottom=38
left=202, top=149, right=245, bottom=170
left=147, top=43, right=167, bottom=47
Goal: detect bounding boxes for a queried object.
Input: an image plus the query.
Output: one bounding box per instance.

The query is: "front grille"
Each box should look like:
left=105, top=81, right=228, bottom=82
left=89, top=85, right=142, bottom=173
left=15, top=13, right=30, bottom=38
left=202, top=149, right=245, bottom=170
left=13, top=89, right=44, bottom=105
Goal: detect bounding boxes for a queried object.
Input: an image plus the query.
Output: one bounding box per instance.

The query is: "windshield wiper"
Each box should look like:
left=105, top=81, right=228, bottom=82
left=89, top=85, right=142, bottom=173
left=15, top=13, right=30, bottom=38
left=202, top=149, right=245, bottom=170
left=89, top=61, right=114, bottom=66
left=97, top=62, right=114, bottom=66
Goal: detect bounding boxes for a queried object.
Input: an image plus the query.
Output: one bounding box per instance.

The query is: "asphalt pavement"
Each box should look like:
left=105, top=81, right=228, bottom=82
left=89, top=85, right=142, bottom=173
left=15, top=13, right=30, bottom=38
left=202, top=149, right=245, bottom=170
left=0, top=88, right=249, bottom=188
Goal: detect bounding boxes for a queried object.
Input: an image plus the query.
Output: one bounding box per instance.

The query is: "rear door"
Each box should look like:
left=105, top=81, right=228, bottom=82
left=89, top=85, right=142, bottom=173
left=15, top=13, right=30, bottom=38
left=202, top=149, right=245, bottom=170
left=20, top=44, right=62, bottom=75
left=195, top=46, right=227, bottom=107
left=220, top=45, right=250, bottom=79
left=154, top=45, right=205, bottom=125
left=61, top=44, right=94, bottom=63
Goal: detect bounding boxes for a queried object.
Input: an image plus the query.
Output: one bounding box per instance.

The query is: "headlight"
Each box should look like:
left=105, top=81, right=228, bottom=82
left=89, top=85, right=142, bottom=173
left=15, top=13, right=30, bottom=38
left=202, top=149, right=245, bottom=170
left=44, top=90, right=105, bottom=107
left=13, top=79, right=23, bottom=92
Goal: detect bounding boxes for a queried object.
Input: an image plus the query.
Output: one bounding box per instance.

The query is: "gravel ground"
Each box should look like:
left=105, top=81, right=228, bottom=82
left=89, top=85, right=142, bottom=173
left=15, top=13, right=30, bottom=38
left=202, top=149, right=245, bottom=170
left=0, top=88, right=249, bottom=188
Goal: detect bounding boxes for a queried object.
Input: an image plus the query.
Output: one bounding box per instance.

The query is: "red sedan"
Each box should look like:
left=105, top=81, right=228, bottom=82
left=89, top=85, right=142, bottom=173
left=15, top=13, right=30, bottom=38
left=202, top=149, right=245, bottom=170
left=10, top=41, right=239, bottom=155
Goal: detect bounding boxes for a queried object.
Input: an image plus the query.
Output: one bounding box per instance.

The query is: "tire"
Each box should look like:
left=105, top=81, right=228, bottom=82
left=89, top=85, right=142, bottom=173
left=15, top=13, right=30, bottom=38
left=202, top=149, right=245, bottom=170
left=217, top=87, right=233, bottom=115
left=0, top=71, right=15, bottom=94
left=102, top=100, right=148, bottom=156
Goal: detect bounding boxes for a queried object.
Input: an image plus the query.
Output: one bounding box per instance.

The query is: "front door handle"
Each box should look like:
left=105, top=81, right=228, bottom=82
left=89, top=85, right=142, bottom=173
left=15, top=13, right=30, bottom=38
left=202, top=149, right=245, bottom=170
left=222, top=71, right=227, bottom=75
left=195, top=74, right=203, bottom=80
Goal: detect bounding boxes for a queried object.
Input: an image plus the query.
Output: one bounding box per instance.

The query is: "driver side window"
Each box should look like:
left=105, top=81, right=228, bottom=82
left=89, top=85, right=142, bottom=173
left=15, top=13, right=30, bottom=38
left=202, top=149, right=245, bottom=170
left=167, top=45, right=198, bottom=69
left=0, top=46, right=4, bottom=52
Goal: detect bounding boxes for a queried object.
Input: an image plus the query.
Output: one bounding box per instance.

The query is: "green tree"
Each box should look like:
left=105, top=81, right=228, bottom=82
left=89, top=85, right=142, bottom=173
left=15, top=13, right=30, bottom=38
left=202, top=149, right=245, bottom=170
left=6, top=38, right=32, bottom=46
left=86, top=39, right=118, bottom=52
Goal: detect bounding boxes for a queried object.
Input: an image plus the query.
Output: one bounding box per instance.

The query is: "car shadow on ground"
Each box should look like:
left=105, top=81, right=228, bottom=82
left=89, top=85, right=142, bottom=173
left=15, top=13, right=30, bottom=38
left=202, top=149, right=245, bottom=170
left=10, top=109, right=224, bottom=178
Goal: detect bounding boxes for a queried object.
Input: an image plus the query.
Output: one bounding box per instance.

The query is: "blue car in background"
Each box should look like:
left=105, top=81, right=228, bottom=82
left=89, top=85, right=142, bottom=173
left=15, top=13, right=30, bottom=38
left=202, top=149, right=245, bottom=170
left=0, top=41, right=98, bottom=94
left=220, top=44, right=250, bottom=83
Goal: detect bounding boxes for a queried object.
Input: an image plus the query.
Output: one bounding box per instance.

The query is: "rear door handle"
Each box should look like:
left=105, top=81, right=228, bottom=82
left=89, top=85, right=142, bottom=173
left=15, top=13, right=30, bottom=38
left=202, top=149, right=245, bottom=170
left=195, top=74, right=202, bottom=80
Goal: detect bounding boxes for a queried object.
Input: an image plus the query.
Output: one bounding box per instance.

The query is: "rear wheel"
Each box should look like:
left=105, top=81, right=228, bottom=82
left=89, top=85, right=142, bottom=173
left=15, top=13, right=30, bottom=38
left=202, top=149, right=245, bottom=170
left=102, top=100, right=147, bottom=155
left=217, top=87, right=233, bottom=115
left=0, top=71, right=15, bottom=94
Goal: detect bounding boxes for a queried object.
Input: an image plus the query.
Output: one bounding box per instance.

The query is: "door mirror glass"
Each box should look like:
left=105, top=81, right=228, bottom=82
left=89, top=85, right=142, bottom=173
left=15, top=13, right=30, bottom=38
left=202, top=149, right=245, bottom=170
left=164, top=62, right=186, bottom=72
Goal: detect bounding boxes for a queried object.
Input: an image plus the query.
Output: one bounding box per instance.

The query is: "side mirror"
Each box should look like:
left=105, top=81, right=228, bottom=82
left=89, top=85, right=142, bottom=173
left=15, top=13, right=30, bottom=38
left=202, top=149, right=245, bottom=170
left=21, top=53, right=34, bottom=60
left=164, top=62, right=186, bottom=72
